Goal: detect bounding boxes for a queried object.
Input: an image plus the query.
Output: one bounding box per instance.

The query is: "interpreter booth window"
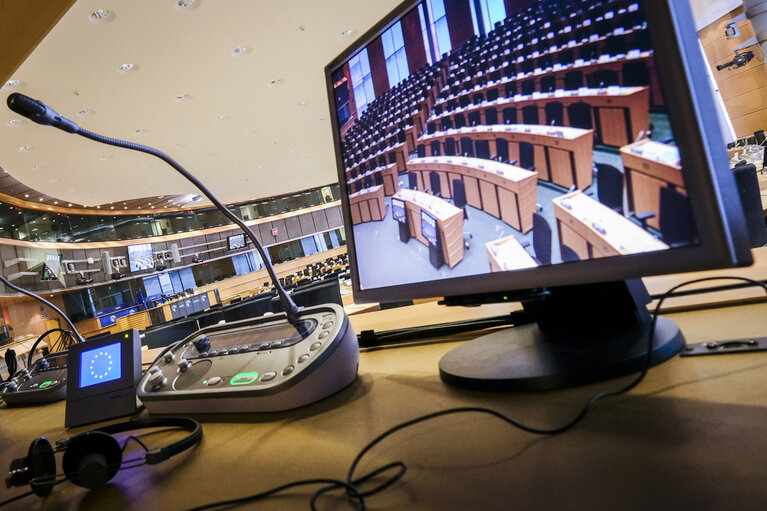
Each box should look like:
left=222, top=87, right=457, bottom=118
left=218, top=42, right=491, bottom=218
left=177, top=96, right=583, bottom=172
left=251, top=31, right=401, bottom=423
left=426, top=0, right=452, bottom=58
left=383, top=22, right=410, bottom=87
left=349, top=49, right=375, bottom=115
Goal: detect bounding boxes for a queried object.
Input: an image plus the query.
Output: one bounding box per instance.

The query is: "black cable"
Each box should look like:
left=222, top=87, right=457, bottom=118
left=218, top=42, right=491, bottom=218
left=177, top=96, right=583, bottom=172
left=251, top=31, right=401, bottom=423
left=0, top=490, right=35, bottom=507
left=189, top=276, right=767, bottom=511
left=0, top=275, right=86, bottom=344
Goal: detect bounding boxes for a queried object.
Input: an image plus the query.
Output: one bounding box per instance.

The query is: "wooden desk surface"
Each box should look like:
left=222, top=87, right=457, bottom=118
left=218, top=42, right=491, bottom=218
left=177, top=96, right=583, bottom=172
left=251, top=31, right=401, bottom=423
left=3, top=299, right=767, bottom=510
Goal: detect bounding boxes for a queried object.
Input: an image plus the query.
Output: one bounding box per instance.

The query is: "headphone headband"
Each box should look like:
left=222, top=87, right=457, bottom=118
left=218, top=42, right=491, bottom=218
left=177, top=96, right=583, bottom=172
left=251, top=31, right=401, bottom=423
left=90, top=417, right=203, bottom=465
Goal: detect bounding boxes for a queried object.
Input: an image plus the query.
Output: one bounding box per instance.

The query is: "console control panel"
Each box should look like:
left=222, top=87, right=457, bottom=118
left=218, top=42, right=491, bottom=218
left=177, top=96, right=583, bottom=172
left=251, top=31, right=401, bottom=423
left=137, top=303, right=359, bottom=414
left=1, top=352, right=68, bottom=405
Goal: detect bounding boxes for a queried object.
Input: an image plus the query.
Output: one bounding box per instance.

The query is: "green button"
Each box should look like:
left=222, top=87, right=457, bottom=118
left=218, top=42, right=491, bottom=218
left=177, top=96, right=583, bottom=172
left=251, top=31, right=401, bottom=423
left=230, top=372, right=259, bottom=386
left=39, top=381, right=53, bottom=389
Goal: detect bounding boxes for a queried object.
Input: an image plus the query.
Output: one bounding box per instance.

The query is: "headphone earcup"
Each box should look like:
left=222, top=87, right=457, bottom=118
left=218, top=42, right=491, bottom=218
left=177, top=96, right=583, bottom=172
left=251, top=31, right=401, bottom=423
left=5, top=438, right=57, bottom=497
left=61, top=432, right=122, bottom=489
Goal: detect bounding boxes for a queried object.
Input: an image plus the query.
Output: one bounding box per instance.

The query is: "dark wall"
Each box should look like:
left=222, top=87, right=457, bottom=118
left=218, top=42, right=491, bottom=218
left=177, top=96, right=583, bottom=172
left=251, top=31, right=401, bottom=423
left=402, top=7, right=427, bottom=73
left=444, top=0, right=475, bottom=50
left=503, top=0, right=536, bottom=18
left=368, top=36, right=390, bottom=98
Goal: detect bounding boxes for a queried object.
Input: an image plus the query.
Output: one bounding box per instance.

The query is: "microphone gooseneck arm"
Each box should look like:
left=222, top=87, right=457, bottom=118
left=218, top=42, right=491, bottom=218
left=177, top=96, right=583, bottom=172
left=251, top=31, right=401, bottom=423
left=0, top=274, right=86, bottom=344
left=75, top=128, right=303, bottom=325
left=6, top=93, right=302, bottom=326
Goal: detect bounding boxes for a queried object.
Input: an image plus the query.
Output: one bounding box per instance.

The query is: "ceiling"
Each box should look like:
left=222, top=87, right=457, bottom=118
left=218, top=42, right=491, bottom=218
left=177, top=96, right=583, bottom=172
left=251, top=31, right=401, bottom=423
left=0, top=0, right=401, bottom=212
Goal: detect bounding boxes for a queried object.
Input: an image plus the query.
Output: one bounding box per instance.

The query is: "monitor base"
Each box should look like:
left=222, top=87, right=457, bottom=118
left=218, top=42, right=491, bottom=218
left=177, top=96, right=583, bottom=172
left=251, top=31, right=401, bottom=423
left=439, top=280, right=685, bottom=391
left=439, top=316, right=684, bottom=391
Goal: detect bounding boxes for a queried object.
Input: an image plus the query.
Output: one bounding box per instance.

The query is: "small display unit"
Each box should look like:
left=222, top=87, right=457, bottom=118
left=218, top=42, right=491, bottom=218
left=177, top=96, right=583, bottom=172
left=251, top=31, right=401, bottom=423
left=127, top=243, right=154, bottom=272
left=227, top=233, right=246, bottom=251
left=420, top=210, right=438, bottom=246
left=65, top=330, right=141, bottom=428
left=391, top=198, right=407, bottom=223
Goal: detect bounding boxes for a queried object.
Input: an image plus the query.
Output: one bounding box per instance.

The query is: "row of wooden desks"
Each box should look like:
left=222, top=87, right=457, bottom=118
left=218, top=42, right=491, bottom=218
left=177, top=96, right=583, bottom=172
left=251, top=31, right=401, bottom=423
left=348, top=185, right=386, bottom=225
left=431, top=86, right=650, bottom=148
left=407, top=156, right=537, bottom=232
left=418, top=124, right=594, bottom=190
left=553, top=190, right=668, bottom=260
left=346, top=163, right=398, bottom=196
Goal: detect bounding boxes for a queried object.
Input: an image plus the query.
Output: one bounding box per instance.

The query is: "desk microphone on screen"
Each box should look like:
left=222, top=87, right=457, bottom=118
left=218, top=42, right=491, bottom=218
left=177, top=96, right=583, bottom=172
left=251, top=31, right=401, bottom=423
left=6, top=92, right=359, bottom=414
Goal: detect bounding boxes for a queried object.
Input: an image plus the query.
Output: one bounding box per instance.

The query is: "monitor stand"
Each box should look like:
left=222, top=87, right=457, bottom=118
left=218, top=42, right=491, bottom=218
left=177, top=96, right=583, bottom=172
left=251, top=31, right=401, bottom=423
left=439, top=280, right=685, bottom=391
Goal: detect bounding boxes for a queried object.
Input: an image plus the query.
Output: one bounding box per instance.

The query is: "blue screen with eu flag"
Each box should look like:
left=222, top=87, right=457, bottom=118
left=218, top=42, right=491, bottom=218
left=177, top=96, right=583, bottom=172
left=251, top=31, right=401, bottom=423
left=79, top=341, right=122, bottom=388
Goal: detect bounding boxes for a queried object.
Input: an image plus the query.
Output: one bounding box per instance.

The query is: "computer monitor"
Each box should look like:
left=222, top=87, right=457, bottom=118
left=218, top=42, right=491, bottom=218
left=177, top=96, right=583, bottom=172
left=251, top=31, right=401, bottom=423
left=127, top=243, right=154, bottom=272
left=325, top=0, right=752, bottom=390
left=227, top=233, right=246, bottom=251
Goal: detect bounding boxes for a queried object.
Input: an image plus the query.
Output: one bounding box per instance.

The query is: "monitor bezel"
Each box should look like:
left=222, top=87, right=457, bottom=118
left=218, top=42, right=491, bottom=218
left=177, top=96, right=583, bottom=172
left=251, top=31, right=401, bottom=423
left=324, top=0, right=752, bottom=304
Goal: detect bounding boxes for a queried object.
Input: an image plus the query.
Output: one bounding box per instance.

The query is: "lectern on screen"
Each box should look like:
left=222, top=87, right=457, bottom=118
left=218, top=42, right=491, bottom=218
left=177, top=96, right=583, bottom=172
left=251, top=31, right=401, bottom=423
left=325, top=0, right=752, bottom=390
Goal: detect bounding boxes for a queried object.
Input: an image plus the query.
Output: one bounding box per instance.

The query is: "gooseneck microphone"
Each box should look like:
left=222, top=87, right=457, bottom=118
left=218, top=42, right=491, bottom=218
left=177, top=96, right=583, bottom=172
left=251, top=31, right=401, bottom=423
left=7, top=93, right=79, bottom=133
left=6, top=93, right=302, bottom=326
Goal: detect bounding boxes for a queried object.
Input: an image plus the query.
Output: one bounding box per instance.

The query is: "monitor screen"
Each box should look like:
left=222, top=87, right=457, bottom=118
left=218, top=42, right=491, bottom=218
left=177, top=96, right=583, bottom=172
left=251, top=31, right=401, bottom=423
left=421, top=210, right=438, bottom=246
left=127, top=243, right=154, bottom=272
left=228, top=233, right=246, bottom=251
left=79, top=341, right=122, bottom=388
left=392, top=198, right=407, bottom=223
left=326, top=0, right=750, bottom=304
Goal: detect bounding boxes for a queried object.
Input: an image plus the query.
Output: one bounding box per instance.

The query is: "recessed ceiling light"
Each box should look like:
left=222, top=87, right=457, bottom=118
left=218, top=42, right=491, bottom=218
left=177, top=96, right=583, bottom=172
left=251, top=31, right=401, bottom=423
left=54, top=201, right=58, bottom=205
left=32, top=165, right=41, bottom=170
left=337, top=29, right=355, bottom=41
left=89, top=9, right=113, bottom=24
left=175, top=93, right=191, bottom=102
left=24, top=194, right=29, bottom=198
left=175, top=0, right=199, bottom=12
left=7, top=119, right=22, bottom=127
left=4, top=79, right=21, bottom=88
left=118, top=63, right=137, bottom=74
left=268, top=79, right=284, bottom=88
left=77, top=109, right=92, bottom=118
left=232, top=46, right=249, bottom=56
left=297, top=101, right=308, bottom=107
left=74, top=90, right=81, bottom=96
left=298, top=25, right=306, bottom=31
left=110, top=206, right=115, bottom=209
left=17, top=146, right=32, bottom=152
left=135, top=129, right=147, bottom=135
left=39, top=198, right=44, bottom=201
left=216, top=114, right=228, bottom=121
left=68, top=203, right=72, bottom=207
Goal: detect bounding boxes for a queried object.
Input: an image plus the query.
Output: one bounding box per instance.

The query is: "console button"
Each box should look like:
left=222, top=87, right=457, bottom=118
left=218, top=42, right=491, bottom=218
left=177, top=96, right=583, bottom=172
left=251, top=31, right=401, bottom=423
left=207, top=376, right=222, bottom=386
left=310, top=342, right=322, bottom=351
left=260, top=372, right=277, bottom=382
left=322, top=321, right=334, bottom=330
left=230, top=372, right=259, bottom=385
left=258, top=343, right=270, bottom=351
left=282, top=365, right=295, bottom=376
left=318, top=331, right=330, bottom=340
left=297, top=354, right=310, bottom=364
left=270, top=340, right=283, bottom=348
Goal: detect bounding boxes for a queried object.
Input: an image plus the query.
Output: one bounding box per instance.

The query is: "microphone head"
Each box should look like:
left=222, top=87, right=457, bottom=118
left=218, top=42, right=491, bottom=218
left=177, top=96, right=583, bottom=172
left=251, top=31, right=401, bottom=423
left=7, top=93, right=47, bottom=122
left=6, top=93, right=80, bottom=133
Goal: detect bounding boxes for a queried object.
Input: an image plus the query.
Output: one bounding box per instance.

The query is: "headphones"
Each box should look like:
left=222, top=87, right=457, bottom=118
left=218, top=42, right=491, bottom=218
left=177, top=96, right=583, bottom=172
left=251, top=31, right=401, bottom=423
left=5, top=417, right=202, bottom=497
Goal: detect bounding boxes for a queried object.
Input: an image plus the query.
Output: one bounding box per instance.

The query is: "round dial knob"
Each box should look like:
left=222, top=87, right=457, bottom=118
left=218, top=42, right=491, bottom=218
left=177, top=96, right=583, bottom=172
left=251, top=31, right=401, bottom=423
left=19, top=369, right=31, bottom=381
left=177, top=358, right=190, bottom=372
left=163, top=352, right=175, bottom=364
left=5, top=380, right=18, bottom=392
left=194, top=335, right=211, bottom=354
left=37, top=358, right=50, bottom=370
left=147, top=370, right=167, bottom=391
